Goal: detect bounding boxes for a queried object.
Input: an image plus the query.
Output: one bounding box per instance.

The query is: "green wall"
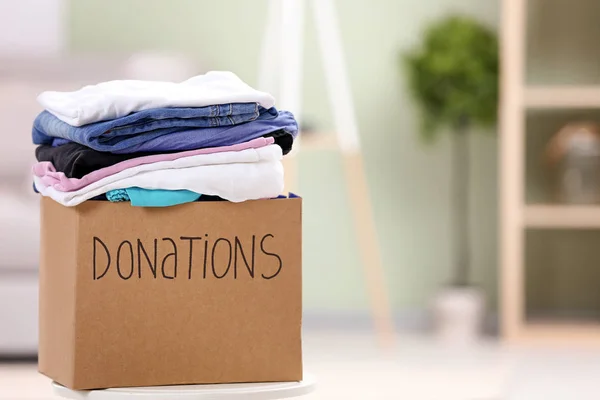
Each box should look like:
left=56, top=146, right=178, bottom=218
left=67, top=0, right=500, bottom=313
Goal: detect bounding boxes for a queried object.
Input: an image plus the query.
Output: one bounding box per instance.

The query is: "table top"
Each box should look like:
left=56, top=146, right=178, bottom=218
left=52, top=375, right=316, bottom=400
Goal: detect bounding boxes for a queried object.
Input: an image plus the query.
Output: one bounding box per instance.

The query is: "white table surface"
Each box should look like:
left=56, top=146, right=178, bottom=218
left=52, top=375, right=316, bottom=400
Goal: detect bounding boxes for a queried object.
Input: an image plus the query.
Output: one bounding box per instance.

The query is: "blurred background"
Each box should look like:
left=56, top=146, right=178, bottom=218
left=2, top=0, right=600, bottom=399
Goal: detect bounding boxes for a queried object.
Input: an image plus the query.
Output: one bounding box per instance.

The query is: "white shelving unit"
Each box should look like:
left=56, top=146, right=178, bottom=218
left=525, top=86, right=600, bottom=109
left=524, top=205, right=600, bottom=229
left=501, top=0, right=600, bottom=343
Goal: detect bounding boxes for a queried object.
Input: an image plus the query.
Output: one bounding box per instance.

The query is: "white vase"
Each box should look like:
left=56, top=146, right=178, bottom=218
left=433, top=286, right=485, bottom=343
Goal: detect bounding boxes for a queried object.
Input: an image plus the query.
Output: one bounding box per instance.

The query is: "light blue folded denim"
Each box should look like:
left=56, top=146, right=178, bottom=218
left=45, top=110, right=298, bottom=154
left=106, top=187, right=201, bottom=207
left=33, top=102, right=268, bottom=148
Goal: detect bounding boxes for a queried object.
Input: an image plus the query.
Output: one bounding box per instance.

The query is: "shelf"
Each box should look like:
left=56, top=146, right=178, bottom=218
left=525, top=85, right=600, bottom=109
left=524, top=205, right=600, bottom=228
left=500, top=0, right=600, bottom=346
left=516, top=321, right=600, bottom=346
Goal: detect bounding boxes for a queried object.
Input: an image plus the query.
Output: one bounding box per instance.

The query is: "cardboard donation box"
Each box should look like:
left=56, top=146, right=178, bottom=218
left=38, top=196, right=303, bottom=390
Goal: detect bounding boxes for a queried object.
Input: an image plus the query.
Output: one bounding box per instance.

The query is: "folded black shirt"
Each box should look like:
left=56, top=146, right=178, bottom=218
left=35, top=130, right=293, bottom=179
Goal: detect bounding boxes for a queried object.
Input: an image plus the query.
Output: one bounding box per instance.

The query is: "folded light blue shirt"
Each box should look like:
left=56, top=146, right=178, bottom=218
left=106, top=188, right=201, bottom=207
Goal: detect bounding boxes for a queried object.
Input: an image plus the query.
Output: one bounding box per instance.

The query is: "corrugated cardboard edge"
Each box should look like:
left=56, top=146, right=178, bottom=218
left=290, top=195, right=304, bottom=383
left=38, top=197, right=79, bottom=387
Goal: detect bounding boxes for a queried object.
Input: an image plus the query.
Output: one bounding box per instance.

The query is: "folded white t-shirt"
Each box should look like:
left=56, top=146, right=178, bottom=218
left=35, top=160, right=284, bottom=206
left=37, top=71, right=276, bottom=126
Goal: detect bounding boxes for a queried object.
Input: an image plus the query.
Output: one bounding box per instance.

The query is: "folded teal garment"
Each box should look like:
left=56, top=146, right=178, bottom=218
left=106, top=187, right=201, bottom=207
left=106, top=189, right=129, bottom=202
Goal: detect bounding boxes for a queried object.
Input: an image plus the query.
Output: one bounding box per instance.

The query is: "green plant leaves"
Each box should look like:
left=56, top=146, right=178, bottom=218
left=403, top=15, right=499, bottom=142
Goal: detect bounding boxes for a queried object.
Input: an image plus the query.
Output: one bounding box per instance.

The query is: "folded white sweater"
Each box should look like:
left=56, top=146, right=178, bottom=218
left=37, top=71, right=276, bottom=126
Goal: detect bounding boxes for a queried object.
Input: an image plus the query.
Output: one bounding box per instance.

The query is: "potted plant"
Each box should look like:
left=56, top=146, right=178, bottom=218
left=403, top=16, right=499, bottom=341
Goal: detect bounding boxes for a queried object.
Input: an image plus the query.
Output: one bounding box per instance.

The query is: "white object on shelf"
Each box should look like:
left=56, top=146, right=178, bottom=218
left=52, top=375, right=316, bottom=400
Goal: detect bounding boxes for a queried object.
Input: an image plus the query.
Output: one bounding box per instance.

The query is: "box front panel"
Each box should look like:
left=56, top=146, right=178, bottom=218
left=72, top=198, right=302, bottom=389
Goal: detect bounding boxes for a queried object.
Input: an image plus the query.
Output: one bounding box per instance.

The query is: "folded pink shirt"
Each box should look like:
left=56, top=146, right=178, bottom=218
left=32, top=137, right=275, bottom=192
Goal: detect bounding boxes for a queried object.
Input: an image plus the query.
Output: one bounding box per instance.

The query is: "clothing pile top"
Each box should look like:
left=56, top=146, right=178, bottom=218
left=32, top=71, right=298, bottom=207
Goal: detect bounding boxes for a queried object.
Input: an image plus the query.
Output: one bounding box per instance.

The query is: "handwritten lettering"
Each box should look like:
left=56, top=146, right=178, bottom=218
left=260, top=234, right=283, bottom=280
left=93, top=237, right=111, bottom=280
left=180, top=236, right=202, bottom=279
left=234, top=235, right=255, bottom=279
left=161, top=238, right=177, bottom=279
left=211, top=238, right=232, bottom=279
left=137, top=238, right=157, bottom=279
left=91, top=234, right=282, bottom=281
left=116, top=240, right=134, bottom=280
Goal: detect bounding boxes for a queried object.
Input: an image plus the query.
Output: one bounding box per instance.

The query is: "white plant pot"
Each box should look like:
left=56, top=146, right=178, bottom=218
left=433, top=286, right=485, bottom=343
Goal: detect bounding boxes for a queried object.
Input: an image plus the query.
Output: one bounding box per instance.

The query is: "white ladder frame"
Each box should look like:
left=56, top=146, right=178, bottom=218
left=258, top=0, right=395, bottom=346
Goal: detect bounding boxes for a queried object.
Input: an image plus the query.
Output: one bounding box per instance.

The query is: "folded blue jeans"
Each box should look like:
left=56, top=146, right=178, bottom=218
left=33, top=102, right=270, bottom=149
left=44, top=110, right=298, bottom=154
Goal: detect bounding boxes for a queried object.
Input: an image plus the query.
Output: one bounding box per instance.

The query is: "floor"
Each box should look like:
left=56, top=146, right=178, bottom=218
left=1, top=330, right=600, bottom=399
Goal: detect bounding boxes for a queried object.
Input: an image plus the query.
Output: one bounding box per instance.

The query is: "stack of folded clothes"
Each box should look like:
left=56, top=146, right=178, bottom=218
left=31, top=71, right=297, bottom=207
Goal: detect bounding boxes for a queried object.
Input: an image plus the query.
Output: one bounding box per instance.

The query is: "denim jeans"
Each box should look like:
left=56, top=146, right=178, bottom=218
left=40, top=110, right=298, bottom=154
left=33, top=103, right=269, bottom=148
